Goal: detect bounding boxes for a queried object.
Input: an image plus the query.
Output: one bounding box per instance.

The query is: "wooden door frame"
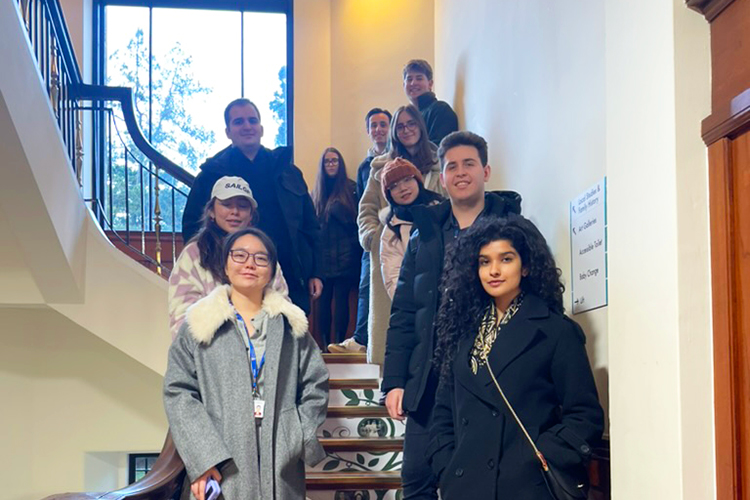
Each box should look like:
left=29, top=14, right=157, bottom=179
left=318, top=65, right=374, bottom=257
left=688, top=1, right=750, bottom=498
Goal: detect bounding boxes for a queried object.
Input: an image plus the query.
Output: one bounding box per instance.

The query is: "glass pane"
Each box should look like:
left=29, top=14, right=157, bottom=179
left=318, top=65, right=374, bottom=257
left=151, top=7, right=242, bottom=173
left=243, top=12, right=287, bottom=147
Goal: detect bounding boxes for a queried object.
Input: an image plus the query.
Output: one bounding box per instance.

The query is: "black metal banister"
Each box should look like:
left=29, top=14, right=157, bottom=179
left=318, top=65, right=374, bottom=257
left=70, top=83, right=195, bottom=186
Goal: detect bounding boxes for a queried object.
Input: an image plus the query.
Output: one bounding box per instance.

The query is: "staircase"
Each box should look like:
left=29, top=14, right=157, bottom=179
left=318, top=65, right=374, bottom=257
left=309, top=353, right=404, bottom=500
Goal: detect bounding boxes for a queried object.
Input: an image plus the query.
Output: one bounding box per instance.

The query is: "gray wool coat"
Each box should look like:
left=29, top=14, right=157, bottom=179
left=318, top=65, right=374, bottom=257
left=164, top=285, right=329, bottom=499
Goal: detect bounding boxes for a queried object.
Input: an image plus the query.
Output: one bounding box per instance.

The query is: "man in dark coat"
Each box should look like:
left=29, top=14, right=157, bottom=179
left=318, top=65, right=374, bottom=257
left=381, top=131, right=522, bottom=499
left=330, top=107, right=391, bottom=353
left=403, top=59, right=459, bottom=145
left=181, top=98, right=322, bottom=314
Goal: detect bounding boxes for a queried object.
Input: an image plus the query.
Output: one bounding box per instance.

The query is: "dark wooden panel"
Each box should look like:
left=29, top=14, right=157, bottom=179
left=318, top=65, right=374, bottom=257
left=731, top=131, right=750, bottom=497
left=710, top=0, right=750, bottom=113
left=708, top=139, right=741, bottom=500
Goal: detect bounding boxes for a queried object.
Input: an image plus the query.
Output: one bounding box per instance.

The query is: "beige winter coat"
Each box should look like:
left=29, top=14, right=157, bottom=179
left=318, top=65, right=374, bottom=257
left=379, top=211, right=413, bottom=300
left=357, top=150, right=445, bottom=365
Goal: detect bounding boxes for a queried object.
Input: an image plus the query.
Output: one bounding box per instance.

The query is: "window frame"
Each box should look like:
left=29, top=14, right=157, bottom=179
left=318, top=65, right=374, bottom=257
left=91, top=0, right=294, bottom=158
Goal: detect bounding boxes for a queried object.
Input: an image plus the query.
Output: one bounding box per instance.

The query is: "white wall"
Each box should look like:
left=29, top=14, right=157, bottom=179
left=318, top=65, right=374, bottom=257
left=434, top=0, right=609, bottom=426
left=0, top=307, right=167, bottom=500
left=435, top=0, right=714, bottom=497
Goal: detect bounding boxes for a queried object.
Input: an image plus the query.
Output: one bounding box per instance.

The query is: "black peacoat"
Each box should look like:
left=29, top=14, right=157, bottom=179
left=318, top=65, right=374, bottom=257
left=427, top=294, right=604, bottom=500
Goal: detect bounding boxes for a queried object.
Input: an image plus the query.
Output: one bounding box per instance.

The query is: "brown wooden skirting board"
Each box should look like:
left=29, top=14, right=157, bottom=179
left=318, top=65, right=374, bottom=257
left=306, top=471, right=401, bottom=490
left=330, top=379, right=380, bottom=390
left=320, top=437, right=404, bottom=452
left=327, top=406, right=390, bottom=418
left=322, top=353, right=368, bottom=364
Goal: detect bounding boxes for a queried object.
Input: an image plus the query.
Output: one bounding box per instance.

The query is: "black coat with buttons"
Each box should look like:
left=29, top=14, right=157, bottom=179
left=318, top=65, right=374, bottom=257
left=426, top=294, right=604, bottom=500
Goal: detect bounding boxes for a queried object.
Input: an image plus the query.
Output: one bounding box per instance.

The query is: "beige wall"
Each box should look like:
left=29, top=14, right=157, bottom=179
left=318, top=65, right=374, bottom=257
left=0, top=307, right=167, bottom=500
left=435, top=0, right=714, bottom=497
left=295, top=0, right=434, bottom=184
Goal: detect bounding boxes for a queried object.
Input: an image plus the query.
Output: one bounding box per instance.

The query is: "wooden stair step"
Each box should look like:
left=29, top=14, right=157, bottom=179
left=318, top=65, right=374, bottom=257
left=322, top=353, right=367, bottom=364
left=327, top=405, right=390, bottom=418
left=306, top=471, right=401, bottom=490
left=329, top=378, right=379, bottom=390
left=320, top=437, right=404, bottom=452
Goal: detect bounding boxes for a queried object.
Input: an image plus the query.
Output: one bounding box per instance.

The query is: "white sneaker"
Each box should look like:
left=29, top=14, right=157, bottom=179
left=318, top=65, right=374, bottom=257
left=327, top=337, right=366, bottom=353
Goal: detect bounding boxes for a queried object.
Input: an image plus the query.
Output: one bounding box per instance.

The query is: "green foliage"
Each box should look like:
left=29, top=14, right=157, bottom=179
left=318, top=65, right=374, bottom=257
left=105, top=28, right=215, bottom=231
left=268, top=65, right=287, bottom=147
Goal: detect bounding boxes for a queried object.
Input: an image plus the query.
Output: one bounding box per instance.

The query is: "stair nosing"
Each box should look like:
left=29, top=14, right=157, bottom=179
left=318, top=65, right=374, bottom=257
left=329, top=378, right=380, bottom=389
left=326, top=405, right=390, bottom=418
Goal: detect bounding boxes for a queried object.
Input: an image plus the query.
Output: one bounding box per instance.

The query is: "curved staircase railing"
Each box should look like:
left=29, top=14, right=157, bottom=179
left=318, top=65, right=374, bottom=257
left=14, top=0, right=196, bottom=276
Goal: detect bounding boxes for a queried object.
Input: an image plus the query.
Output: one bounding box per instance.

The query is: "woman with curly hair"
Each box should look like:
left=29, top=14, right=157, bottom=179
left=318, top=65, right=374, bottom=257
left=427, top=215, right=603, bottom=500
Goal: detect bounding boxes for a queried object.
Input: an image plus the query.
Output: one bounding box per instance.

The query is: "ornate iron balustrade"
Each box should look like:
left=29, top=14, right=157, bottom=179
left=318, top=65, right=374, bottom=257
left=13, top=0, right=197, bottom=276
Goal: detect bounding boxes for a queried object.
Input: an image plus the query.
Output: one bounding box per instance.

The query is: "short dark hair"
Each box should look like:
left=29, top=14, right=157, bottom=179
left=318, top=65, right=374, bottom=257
left=438, top=131, right=489, bottom=169
left=365, top=108, right=392, bottom=127
left=224, top=98, right=262, bottom=127
left=403, top=59, right=433, bottom=81
left=222, top=228, right=278, bottom=283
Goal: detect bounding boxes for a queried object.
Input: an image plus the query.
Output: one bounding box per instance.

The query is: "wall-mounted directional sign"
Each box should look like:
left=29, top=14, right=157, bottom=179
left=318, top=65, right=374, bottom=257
left=570, top=178, right=608, bottom=314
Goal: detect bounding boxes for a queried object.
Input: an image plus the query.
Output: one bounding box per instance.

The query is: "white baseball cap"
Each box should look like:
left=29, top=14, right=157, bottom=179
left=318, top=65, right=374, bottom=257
left=211, top=176, right=257, bottom=208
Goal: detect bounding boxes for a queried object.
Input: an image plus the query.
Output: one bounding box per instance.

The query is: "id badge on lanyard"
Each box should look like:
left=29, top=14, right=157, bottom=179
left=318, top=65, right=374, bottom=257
left=236, top=312, right=265, bottom=419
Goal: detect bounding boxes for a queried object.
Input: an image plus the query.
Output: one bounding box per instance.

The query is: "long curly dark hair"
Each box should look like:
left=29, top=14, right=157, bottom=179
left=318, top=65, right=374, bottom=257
left=433, top=215, right=565, bottom=381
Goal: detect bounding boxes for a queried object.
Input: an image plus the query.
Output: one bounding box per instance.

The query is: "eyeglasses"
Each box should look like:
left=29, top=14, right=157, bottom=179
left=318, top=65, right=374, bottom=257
left=388, top=176, right=417, bottom=190
left=324, top=157, right=340, bottom=165
left=229, top=249, right=270, bottom=267
left=395, top=120, right=419, bottom=133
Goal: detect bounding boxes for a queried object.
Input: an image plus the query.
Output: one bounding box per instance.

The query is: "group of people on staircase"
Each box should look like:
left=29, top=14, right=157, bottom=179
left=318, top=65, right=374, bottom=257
left=162, top=58, right=604, bottom=500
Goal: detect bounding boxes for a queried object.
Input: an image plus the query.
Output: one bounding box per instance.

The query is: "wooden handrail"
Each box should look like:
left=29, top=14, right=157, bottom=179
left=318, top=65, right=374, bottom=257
left=70, top=83, right=196, bottom=187
left=43, top=432, right=185, bottom=500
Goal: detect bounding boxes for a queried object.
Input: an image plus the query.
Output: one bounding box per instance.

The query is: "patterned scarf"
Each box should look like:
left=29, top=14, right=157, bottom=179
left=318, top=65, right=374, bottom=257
left=470, top=294, right=524, bottom=375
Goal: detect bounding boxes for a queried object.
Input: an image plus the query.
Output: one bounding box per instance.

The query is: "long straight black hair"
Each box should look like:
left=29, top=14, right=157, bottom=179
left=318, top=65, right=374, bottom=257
left=311, top=147, right=356, bottom=222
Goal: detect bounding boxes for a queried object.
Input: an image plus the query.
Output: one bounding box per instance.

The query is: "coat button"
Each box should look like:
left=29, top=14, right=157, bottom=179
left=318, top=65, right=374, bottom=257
left=491, top=410, right=499, bottom=417
left=461, top=417, right=468, bottom=426
left=581, top=444, right=591, bottom=454
left=455, top=468, right=464, bottom=477
left=487, top=459, right=495, bottom=469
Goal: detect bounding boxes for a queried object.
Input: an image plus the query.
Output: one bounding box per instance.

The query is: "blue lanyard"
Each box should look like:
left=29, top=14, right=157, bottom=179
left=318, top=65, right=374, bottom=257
left=235, top=312, right=265, bottom=392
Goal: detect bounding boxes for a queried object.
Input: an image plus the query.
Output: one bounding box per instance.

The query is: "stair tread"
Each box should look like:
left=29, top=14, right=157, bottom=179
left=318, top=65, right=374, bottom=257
left=321, top=437, right=403, bottom=452
left=327, top=405, right=390, bottom=418
left=306, top=471, right=401, bottom=490
left=322, top=353, right=368, bottom=364
left=329, top=378, right=380, bottom=389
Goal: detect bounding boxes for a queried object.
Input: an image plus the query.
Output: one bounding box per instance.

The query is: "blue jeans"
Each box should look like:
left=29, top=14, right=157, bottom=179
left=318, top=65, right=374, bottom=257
left=352, top=251, right=370, bottom=345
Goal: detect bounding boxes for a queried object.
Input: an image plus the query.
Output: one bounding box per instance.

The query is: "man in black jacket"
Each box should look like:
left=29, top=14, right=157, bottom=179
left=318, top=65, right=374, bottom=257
left=181, top=98, right=322, bottom=314
left=382, top=131, right=522, bottom=499
left=403, top=59, right=459, bottom=145
left=329, top=107, right=391, bottom=353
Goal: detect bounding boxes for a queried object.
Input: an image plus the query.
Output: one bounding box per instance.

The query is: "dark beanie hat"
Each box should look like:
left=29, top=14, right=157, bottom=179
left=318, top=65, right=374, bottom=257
left=381, top=157, right=423, bottom=198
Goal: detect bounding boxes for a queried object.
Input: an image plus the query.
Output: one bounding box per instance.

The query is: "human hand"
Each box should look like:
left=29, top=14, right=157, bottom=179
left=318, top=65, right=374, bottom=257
left=309, top=278, right=323, bottom=300
left=385, top=388, right=406, bottom=421
left=190, top=467, right=222, bottom=500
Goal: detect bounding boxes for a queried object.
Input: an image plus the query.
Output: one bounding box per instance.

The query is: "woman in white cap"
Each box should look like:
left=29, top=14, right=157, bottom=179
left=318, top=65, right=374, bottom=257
left=169, top=176, right=288, bottom=339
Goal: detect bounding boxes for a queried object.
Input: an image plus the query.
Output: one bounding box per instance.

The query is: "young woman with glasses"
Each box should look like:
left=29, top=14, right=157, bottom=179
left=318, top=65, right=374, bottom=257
left=311, top=147, right=361, bottom=348
left=357, top=105, right=446, bottom=365
left=168, top=176, right=288, bottom=339
left=164, top=227, right=329, bottom=500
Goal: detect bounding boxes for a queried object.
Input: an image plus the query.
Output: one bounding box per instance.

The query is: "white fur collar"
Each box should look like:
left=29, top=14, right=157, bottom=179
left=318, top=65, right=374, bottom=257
left=185, top=285, right=308, bottom=344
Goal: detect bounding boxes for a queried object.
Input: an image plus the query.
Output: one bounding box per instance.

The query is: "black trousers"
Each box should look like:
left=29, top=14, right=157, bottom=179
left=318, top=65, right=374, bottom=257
left=317, top=275, right=357, bottom=345
left=402, top=374, right=439, bottom=500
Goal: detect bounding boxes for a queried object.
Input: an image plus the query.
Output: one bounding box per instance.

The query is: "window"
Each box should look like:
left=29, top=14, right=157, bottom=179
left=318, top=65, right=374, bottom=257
left=92, top=0, right=292, bottom=232
left=98, top=1, right=292, bottom=174
left=128, top=453, right=159, bottom=483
